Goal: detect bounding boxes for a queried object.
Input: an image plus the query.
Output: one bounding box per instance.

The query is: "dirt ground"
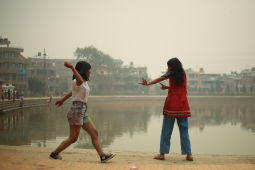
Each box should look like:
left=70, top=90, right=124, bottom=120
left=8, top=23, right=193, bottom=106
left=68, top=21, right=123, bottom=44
left=0, top=145, right=254, bottom=165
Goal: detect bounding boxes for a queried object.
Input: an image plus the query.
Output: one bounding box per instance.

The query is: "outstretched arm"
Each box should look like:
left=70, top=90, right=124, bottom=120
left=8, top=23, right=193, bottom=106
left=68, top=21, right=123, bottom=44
left=55, top=92, right=72, bottom=107
left=139, top=77, right=168, bottom=86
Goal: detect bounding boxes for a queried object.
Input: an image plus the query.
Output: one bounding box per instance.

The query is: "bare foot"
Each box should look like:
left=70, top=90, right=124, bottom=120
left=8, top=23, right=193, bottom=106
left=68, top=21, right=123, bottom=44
left=154, top=153, right=165, bottom=160
left=186, top=154, right=193, bottom=161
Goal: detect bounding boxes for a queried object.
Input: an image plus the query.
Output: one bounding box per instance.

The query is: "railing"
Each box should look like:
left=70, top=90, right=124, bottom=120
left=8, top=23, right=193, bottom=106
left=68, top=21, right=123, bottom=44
left=0, top=67, right=29, bottom=74
left=0, top=45, right=23, bottom=49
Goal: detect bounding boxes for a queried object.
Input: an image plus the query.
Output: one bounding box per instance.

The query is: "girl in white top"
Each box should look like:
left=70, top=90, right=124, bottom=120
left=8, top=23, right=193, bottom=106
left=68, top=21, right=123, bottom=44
left=49, top=61, right=115, bottom=163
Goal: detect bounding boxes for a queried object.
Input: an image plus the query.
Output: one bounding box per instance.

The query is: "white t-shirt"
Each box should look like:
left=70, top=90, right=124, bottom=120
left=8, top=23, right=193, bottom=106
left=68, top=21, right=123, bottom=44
left=71, top=79, right=90, bottom=103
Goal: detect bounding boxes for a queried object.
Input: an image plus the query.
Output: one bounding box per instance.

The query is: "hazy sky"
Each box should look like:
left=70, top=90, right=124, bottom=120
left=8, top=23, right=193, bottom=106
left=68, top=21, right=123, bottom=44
left=1, top=0, right=255, bottom=78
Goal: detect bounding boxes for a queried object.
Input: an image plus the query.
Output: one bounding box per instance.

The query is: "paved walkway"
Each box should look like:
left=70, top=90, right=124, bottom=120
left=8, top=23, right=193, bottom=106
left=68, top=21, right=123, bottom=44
left=0, top=155, right=254, bottom=170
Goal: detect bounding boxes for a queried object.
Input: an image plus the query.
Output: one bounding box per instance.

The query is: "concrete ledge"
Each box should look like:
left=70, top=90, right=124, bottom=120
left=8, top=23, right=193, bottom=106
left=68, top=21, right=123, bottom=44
left=88, top=95, right=255, bottom=102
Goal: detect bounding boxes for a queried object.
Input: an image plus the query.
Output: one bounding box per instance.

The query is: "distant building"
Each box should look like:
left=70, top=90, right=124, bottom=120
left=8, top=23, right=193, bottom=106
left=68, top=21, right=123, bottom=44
left=28, top=58, right=59, bottom=93
left=240, top=69, right=255, bottom=93
left=0, top=78, right=5, bottom=92
left=198, top=73, right=224, bottom=91
left=186, top=71, right=225, bottom=92
left=113, top=62, right=148, bottom=92
left=186, top=72, right=200, bottom=91
left=222, top=72, right=242, bottom=93
left=0, top=38, right=31, bottom=92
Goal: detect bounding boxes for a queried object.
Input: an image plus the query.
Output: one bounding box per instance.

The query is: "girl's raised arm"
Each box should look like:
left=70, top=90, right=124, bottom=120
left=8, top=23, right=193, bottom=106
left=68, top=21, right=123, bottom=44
left=64, top=62, right=83, bottom=86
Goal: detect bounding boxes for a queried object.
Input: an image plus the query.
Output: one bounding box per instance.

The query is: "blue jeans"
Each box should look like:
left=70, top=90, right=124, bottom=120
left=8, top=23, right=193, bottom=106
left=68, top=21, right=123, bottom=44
left=160, top=116, right=192, bottom=154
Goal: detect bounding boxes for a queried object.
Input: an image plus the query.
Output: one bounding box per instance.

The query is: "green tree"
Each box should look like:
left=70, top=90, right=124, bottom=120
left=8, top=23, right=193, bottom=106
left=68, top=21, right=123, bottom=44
left=225, top=84, right=230, bottom=93
left=210, top=84, right=214, bottom=93
left=215, top=79, right=222, bottom=93
left=28, top=77, right=46, bottom=94
left=198, top=87, right=202, bottom=92
left=251, top=67, right=255, bottom=71
left=98, top=83, right=103, bottom=91
left=199, top=68, right=204, bottom=72
left=194, top=85, right=197, bottom=92
left=185, top=68, right=193, bottom=72
left=250, top=84, right=254, bottom=93
left=235, top=84, right=239, bottom=93
left=74, top=46, right=117, bottom=87
left=242, top=84, right=246, bottom=93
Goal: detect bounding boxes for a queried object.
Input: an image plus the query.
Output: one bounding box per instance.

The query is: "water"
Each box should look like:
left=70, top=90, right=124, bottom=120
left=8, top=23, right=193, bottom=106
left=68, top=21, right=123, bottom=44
left=0, top=101, right=254, bottom=156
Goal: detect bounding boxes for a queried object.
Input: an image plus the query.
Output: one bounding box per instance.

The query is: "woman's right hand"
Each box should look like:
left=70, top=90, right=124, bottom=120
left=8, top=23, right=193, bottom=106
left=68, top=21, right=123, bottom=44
left=55, top=100, right=64, bottom=107
left=139, top=78, right=148, bottom=86
left=159, top=82, right=168, bottom=90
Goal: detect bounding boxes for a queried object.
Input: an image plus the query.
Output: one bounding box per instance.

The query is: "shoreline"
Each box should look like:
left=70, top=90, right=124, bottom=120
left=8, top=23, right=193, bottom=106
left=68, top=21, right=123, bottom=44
left=0, top=145, right=254, bottom=165
left=1, top=95, right=254, bottom=102
left=0, top=95, right=254, bottom=114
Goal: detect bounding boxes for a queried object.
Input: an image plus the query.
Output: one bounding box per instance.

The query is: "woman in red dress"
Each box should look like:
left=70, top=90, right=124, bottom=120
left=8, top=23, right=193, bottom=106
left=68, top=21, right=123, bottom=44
left=139, top=58, right=193, bottom=161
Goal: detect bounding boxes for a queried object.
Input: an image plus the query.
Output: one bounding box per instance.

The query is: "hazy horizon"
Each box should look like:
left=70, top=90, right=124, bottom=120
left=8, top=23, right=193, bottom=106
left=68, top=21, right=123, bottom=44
left=1, top=0, right=254, bottom=79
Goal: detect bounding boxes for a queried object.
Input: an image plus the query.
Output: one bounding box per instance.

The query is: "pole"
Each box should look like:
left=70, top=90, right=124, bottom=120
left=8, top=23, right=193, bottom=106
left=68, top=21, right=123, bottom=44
left=43, top=49, right=46, bottom=80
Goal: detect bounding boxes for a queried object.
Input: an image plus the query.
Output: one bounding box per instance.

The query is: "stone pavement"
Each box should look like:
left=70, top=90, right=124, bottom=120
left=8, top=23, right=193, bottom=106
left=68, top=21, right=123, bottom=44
left=0, top=155, right=254, bottom=170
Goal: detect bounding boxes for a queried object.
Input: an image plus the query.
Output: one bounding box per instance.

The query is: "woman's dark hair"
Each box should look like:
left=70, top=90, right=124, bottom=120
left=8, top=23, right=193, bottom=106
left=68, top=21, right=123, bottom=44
left=72, top=61, right=91, bottom=81
left=161, top=58, right=184, bottom=86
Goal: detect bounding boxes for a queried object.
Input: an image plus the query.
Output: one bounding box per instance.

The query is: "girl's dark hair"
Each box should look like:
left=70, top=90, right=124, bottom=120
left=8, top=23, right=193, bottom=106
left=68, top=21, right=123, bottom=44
left=72, top=61, right=91, bottom=81
left=161, top=58, right=184, bottom=86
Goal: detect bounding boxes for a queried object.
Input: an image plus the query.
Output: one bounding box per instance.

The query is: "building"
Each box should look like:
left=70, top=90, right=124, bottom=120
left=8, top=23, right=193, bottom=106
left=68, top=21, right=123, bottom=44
left=28, top=57, right=60, bottom=93
left=113, top=62, right=148, bottom=92
left=186, top=71, right=225, bottom=92
left=240, top=69, right=255, bottom=93
left=186, top=68, right=255, bottom=94
left=197, top=73, right=224, bottom=91
left=0, top=38, right=31, bottom=92
left=186, top=72, right=200, bottom=91
left=222, top=72, right=242, bottom=93
left=0, top=78, right=5, bottom=93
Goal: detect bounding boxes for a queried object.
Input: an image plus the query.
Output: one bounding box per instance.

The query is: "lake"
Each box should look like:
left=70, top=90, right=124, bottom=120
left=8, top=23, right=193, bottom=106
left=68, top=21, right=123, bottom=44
left=0, top=101, right=254, bottom=156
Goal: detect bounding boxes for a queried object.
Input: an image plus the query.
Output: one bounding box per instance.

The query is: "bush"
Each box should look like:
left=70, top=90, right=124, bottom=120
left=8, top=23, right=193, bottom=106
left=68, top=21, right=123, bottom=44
left=28, top=91, right=43, bottom=97
left=45, top=92, right=54, bottom=96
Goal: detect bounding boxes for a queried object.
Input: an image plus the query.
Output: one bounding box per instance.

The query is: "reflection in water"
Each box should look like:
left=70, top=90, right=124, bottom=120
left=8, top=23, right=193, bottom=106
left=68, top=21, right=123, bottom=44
left=0, top=101, right=254, bottom=155
left=188, top=102, right=255, bottom=133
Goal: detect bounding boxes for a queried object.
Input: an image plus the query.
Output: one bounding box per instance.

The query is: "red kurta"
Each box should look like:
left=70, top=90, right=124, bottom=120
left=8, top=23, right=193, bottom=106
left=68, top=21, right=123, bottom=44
left=163, top=72, right=191, bottom=117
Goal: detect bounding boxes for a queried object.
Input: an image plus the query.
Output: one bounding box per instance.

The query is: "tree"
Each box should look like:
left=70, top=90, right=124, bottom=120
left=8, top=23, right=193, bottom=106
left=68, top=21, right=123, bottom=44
left=241, top=84, right=246, bottom=93
left=235, top=84, right=239, bottom=93
left=250, top=84, right=254, bottom=93
left=199, top=68, right=204, bottom=72
left=74, top=46, right=117, bottom=87
left=194, top=85, right=197, bottom=92
left=98, top=83, right=103, bottom=91
left=225, top=84, right=230, bottom=93
left=198, top=87, right=202, bottom=92
left=215, top=79, right=222, bottom=93
left=251, top=67, right=255, bottom=71
left=185, top=68, right=193, bottom=72
left=210, top=84, right=214, bottom=93
left=28, top=77, right=46, bottom=94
